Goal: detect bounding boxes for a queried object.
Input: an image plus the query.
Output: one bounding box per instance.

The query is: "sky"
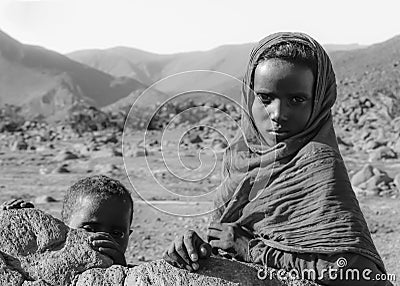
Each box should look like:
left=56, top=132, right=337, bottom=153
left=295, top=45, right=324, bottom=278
left=0, top=0, right=399, bottom=55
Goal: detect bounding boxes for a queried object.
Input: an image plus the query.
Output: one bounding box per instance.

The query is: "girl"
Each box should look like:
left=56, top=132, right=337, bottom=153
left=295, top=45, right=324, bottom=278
left=163, top=32, right=390, bottom=286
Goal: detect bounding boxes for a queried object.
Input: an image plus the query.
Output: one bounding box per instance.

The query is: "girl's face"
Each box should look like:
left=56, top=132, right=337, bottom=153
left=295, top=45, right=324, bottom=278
left=251, top=59, right=314, bottom=145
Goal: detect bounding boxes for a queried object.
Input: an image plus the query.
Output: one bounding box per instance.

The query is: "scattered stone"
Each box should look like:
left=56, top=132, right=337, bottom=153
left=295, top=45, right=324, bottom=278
left=35, top=145, right=47, bottom=152
left=53, top=150, right=79, bottom=162
left=51, top=164, right=70, bottom=174
left=39, top=167, right=51, bottom=175
left=368, top=146, right=397, bottom=161
left=351, top=164, right=374, bottom=186
left=364, top=140, right=385, bottom=151
left=34, top=195, right=57, bottom=204
left=188, top=134, right=203, bottom=144
left=336, top=136, right=353, bottom=146
left=134, top=146, right=152, bottom=157
left=10, top=139, right=28, bottom=151
left=392, top=139, right=400, bottom=155
left=93, top=163, right=119, bottom=174
left=394, top=174, right=400, bottom=191
left=91, top=147, right=121, bottom=158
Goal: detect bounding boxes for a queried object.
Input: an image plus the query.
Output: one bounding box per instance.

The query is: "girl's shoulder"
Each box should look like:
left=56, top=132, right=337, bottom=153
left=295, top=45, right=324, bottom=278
left=297, top=140, right=342, bottom=160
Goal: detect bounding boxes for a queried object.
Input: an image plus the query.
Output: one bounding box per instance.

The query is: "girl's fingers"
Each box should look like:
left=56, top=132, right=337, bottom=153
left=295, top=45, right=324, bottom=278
left=165, top=243, right=188, bottom=270
left=208, top=222, right=223, bottom=230
left=183, top=230, right=199, bottom=262
left=207, top=228, right=223, bottom=239
left=174, top=236, right=191, bottom=267
left=210, top=239, right=228, bottom=250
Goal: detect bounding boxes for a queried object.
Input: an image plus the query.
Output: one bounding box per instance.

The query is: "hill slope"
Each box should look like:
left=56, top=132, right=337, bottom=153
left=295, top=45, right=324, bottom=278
left=0, top=30, right=148, bottom=119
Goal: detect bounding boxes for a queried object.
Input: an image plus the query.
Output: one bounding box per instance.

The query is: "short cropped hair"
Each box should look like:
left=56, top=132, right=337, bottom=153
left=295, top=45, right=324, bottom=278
left=256, top=41, right=318, bottom=79
left=61, top=175, right=133, bottom=223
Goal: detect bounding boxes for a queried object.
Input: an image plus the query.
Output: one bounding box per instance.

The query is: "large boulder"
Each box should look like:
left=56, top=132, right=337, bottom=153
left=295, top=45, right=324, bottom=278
left=0, top=209, right=112, bottom=285
left=0, top=209, right=321, bottom=286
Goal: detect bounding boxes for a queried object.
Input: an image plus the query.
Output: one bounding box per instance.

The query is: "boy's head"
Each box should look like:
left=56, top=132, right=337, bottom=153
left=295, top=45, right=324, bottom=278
left=61, top=175, right=133, bottom=253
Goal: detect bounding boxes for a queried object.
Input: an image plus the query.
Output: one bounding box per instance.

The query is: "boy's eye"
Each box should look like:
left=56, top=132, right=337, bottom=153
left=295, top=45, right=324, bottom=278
left=111, top=230, right=125, bottom=239
left=257, top=94, right=272, bottom=104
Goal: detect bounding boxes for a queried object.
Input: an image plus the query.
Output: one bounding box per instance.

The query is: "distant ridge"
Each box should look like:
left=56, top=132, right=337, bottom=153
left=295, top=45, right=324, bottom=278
left=0, top=30, right=151, bottom=119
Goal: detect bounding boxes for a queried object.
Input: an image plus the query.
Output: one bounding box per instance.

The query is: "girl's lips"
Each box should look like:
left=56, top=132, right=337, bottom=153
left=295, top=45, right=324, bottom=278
left=268, top=130, right=290, bottom=137
left=268, top=129, right=289, bottom=134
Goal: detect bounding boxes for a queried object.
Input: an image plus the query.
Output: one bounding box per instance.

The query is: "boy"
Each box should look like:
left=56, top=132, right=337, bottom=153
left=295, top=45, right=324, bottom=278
left=2, top=175, right=133, bottom=266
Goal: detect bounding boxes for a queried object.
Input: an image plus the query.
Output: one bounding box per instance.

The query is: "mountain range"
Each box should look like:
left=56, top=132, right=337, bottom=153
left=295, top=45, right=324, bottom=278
left=1, top=29, right=399, bottom=121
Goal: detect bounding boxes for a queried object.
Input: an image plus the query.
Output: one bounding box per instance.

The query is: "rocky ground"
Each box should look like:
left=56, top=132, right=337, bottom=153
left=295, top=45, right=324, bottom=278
left=0, top=117, right=399, bottom=285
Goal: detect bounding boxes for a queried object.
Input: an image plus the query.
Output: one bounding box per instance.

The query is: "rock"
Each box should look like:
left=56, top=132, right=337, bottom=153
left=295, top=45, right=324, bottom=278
left=10, top=139, right=28, bottom=151
left=51, top=164, right=70, bottom=174
left=392, top=137, right=400, bottom=153
left=351, top=164, right=374, bottom=186
left=0, top=209, right=112, bottom=285
left=39, top=167, right=51, bottom=175
left=394, top=174, right=400, bottom=191
left=358, top=173, right=393, bottom=192
left=336, top=136, right=352, bottom=146
left=35, top=145, right=48, bottom=153
left=0, top=209, right=321, bottom=286
left=93, top=163, right=119, bottom=174
left=54, top=150, right=79, bottom=162
left=368, top=146, right=397, bottom=161
left=76, top=258, right=320, bottom=286
left=124, top=145, right=154, bottom=157
left=73, top=143, right=92, bottom=156
left=133, top=146, right=152, bottom=157
left=91, top=147, right=121, bottom=158
left=34, top=195, right=57, bottom=204
left=189, top=134, right=203, bottom=144
left=363, top=140, right=385, bottom=151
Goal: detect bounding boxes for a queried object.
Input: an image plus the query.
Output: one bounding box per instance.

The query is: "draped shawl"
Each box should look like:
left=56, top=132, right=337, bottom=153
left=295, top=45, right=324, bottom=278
left=213, top=32, right=385, bottom=271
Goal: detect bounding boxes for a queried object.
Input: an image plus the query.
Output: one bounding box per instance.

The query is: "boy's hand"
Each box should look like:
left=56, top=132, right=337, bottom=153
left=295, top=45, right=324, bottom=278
left=163, top=230, right=211, bottom=272
left=1, top=199, right=34, bottom=210
left=89, top=232, right=127, bottom=266
left=207, top=222, right=251, bottom=262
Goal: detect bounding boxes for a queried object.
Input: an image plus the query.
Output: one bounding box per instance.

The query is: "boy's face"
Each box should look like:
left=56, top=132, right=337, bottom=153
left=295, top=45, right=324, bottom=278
left=67, top=195, right=132, bottom=253
left=252, top=59, right=314, bottom=146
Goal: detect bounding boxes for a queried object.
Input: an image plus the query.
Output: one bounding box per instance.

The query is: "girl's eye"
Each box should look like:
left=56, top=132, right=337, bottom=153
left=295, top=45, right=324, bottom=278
left=291, top=97, right=305, bottom=104
left=82, top=225, right=96, bottom=233
left=111, top=230, right=125, bottom=239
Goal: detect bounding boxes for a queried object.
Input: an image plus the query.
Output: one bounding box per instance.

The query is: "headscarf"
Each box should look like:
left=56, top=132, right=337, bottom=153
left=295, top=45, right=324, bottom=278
left=212, top=32, right=385, bottom=271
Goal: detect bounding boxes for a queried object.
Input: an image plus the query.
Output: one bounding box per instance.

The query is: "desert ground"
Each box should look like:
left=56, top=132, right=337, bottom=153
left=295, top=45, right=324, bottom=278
left=0, top=124, right=398, bottom=285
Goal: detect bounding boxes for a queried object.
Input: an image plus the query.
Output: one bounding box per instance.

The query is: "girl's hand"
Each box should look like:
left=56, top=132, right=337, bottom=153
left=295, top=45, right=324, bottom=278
left=89, top=232, right=127, bottom=266
left=1, top=199, right=34, bottom=210
left=163, top=230, right=212, bottom=272
left=207, top=222, right=252, bottom=262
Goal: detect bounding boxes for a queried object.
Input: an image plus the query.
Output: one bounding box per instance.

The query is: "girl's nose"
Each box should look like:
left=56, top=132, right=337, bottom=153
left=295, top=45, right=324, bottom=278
left=268, top=99, right=288, bottom=122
